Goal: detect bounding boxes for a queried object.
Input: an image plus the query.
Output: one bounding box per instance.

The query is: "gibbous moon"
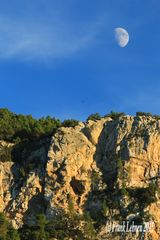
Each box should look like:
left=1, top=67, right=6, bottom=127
left=114, top=27, right=129, bottom=47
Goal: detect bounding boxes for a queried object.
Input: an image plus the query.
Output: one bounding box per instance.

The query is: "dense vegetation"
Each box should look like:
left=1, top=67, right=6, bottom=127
left=86, top=113, right=102, bottom=121
left=0, top=213, right=20, bottom=240
left=1, top=108, right=160, bottom=164
left=0, top=108, right=81, bottom=163
left=0, top=108, right=81, bottom=144
left=0, top=108, right=61, bottom=143
left=87, top=111, right=125, bottom=121
left=62, top=119, right=79, bottom=128
left=0, top=211, right=97, bottom=240
left=1, top=108, right=159, bottom=144
left=0, top=108, right=128, bottom=144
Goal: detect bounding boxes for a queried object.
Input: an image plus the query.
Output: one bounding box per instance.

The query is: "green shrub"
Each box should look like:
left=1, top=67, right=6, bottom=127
left=104, top=111, right=125, bottom=120
left=0, top=145, right=13, bottom=162
left=62, top=119, right=79, bottom=128
left=91, top=170, right=101, bottom=191
left=136, top=112, right=152, bottom=117
left=128, top=183, right=157, bottom=207
left=153, top=115, right=160, bottom=119
left=87, top=113, right=101, bottom=121
left=102, top=200, right=109, bottom=217
left=19, top=211, right=97, bottom=240
left=0, top=108, right=62, bottom=163
left=0, top=108, right=61, bottom=143
left=82, top=212, right=96, bottom=240
left=0, top=212, right=20, bottom=240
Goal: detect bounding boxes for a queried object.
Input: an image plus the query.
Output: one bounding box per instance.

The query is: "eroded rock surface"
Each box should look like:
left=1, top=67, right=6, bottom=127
left=0, top=116, right=160, bottom=239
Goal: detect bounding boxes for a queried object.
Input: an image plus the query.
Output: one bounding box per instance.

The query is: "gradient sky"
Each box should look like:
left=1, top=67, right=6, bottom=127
left=1, top=0, right=160, bottom=120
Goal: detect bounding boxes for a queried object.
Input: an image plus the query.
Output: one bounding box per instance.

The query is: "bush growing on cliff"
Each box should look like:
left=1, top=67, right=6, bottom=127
left=0, top=212, right=20, bottom=240
left=0, top=145, right=13, bottom=162
left=62, top=119, right=79, bottom=128
left=87, top=113, right=101, bottom=122
left=104, top=111, right=125, bottom=120
left=6, top=224, right=20, bottom=240
left=33, top=214, right=49, bottom=240
left=82, top=212, right=96, bottom=240
left=102, top=200, right=109, bottom=217
left=0, top=212, right=8, bottom=240
left=128, top=182, right=157, bottom=207
left=136, top=112, right=152, bottom=117
left=0, top=108, right=61, bottom=143
left=18, top=211, right=97, bottom=240
left=91, top=170, right=102, bottom=191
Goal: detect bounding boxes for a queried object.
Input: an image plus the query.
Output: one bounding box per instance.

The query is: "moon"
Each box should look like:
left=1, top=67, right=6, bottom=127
left=114, top=27, right=129, bottom=47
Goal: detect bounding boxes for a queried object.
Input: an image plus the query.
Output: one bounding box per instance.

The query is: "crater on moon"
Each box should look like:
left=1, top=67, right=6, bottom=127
left=114, top=27, right=129, bottom=47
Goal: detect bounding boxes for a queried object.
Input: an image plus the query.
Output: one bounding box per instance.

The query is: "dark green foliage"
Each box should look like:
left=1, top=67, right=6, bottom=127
left=117, top=158, right=128, bottom=195
left=0, top=212, right=20, bottom=240
left=0, top=212, right=8, bottom=240
left=136, top=112, right=152, bottom=117
left=105, top=111, right=125, bottom=120
left=62, top=119, right=79, bottom=128
left=128, top=182, right=157, bottom=207
left=148, top=182, right=157, bottom=200
left=19, top=215, right=49, bottom=240
left=117, top=157, right=124, bottom=170
left=91, top=170, right=101, bottom=191
left=153, top=114, right=160, bottom=119
left=102, top=200, right=109, bottom=217
left=0, top=108, right=61, bottom=143
left=87, top=110, right=155, bottom=121
left=87, top=113, right=101, bottom=121
left=47, top=213, right=83, bottom=240
left=18, top=225, right=32, bottom=240
left=18, top=211, right=97, bottom=240
left=68, top=195, right=75, bottom=216
left=0, top=108, right=62, bottom=163
left=34, top=214, right=49, bottom=240
left=82, top=212, right=96, bottom=240
left=0, top=145, right=13, bottom=162
left=6, top=224, right=20, bottom=240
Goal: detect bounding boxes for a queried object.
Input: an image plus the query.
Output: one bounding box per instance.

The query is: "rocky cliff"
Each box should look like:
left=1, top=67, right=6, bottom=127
left=0, top=115, right=160, bottom=239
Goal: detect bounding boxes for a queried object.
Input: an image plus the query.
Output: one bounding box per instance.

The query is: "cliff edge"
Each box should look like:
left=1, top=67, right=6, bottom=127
left=0, top=115, right=160, bottom=239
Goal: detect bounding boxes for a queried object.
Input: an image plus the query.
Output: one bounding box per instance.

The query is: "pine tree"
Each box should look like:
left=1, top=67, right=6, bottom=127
left=32, top=214, right=48, bottom=240
left=7, top=223, right=20, bottom=240
left=0, top=212, right=8, bottom=240
left=0, top=213, right=20, bottom=240
left=82, top=212, right=96, bottom=240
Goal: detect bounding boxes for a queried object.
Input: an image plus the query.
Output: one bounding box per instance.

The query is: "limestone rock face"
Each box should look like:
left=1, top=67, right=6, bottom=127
left=0, top=115, right=160, bottom=238
left=0, top=139, right=50, bottom=228
left=45, top=122, right=103, bottom=216
left=94, top=116, right=160, bottom=239
left=96, top=116, right=160, bottom=187
left=0, top=161, right=13, bottom=212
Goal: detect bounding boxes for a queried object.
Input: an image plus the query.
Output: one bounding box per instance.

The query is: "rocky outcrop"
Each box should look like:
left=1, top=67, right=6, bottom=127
left=0, top=139, right=50, bottom=228
left=0, top=115, right=160, bottom=239
left=45, top=119, right=108, bottom=217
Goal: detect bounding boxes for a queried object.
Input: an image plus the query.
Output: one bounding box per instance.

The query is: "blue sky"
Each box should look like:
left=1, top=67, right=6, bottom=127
left=1, top=0, right=160, bottom=120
